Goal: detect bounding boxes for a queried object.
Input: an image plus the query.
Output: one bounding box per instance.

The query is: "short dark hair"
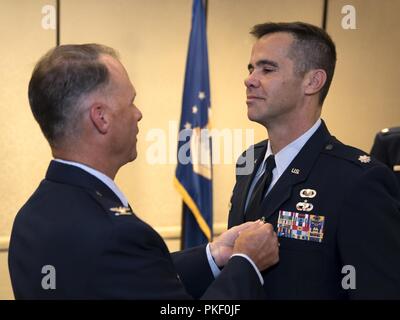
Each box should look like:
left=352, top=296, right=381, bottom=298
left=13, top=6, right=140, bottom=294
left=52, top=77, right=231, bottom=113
left=251, top=22, right=336, bottom=105
left=28, top=44, right=119, bottom=148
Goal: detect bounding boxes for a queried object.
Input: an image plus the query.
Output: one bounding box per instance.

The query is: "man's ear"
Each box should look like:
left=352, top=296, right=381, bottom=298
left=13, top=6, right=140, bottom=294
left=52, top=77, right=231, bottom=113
left=304, top=69, right=327, bottom=96
left=89, top=103, right=109, bottom=134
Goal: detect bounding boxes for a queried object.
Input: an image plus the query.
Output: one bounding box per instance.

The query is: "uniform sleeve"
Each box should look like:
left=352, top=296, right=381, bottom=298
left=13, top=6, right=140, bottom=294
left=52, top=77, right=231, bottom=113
left=338, top=164, right=400, bottom=299
left=93, top=217, right=192, bottom=299
left=172, top=245, right=215, bottom=299
left=201, top=256, right=266, bottom=300
left=96, top=214, right=267, bottom=300
left=173, top=248, right=267, bottom=300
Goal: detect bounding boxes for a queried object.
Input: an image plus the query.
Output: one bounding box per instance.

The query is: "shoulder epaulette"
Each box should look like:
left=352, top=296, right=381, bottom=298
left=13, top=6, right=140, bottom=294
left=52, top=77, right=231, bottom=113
left=380, top=127, right=400, bottom=136
left=86, top=189, right=132, bottom=217
left=322, top=139, right=376, bottom=169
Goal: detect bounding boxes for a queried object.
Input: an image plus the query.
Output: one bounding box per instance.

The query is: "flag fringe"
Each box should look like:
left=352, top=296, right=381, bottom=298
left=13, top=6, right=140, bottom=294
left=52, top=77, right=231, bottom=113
left=173, top=177, right=212, bottom=241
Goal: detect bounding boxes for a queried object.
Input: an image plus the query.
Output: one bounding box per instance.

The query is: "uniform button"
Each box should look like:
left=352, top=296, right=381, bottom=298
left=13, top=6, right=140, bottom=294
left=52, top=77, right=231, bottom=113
left=325, top=144, right=333, bottom=150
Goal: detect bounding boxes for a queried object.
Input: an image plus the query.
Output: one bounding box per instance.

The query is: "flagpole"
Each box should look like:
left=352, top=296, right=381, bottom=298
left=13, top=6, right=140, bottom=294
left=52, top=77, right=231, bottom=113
left=322, top=0, right=328, bottom=30
left=177, top=0, right=213, bottom=250
left=56, top=0, right=60, bottom=46
left=179, top=0, right=209, bottom=250
left=204, top=0, right=208, bottom=25
left=180, top=0, right=201, bottom=250
left=180, top=204, right=187, bottom=250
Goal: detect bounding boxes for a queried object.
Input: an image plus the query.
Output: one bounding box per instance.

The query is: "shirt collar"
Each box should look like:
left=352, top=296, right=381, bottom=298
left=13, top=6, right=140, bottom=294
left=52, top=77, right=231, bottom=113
left=54, top=159, right=129, bottom=207
left=264, top=118, right=322, bottom=176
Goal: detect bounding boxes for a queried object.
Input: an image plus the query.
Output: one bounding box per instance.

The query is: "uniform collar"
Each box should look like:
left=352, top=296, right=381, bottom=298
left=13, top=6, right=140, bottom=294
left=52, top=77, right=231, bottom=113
left=264, top=119, right=322, bottom=178
left=46, top=160, right=127, bottom=206
left=53, top=159, right=129, bottom=207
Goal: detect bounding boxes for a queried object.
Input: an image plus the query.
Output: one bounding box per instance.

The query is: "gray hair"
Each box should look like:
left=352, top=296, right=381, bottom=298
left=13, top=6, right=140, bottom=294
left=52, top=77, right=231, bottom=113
left=28, top=44, right=119, bottom=148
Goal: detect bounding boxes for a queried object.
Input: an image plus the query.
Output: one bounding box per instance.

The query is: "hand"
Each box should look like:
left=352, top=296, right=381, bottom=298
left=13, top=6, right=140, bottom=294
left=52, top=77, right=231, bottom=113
left=233, top=221, right=279, bottom=271
left=209, top=221, right=259, bottom=267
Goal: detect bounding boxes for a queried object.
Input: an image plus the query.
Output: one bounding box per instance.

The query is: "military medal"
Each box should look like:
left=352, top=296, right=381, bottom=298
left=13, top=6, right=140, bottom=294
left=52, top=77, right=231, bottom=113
left=277, top=210, right=325, bottom=243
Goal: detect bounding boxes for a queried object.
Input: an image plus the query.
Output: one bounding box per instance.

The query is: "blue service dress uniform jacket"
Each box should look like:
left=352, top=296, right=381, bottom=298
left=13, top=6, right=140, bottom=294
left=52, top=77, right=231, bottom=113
left=228, top=120, right=400, bottom=299
left=370, top=127, right=400, bottom=185
left=8, top=161, right=265, bottom=299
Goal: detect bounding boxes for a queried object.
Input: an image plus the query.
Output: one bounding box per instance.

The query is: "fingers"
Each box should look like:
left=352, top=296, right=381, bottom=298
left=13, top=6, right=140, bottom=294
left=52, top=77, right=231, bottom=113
left=231, top=217, right=270, bottom=235
left=238, top=222, right=274, bottom=238
left=232, top=220, right=259, bottom=233
left=233, top=222, right=280, bottom=271
left=255, top=222, right=274, bottom=233
left=268, top=231, right=280, bottom=266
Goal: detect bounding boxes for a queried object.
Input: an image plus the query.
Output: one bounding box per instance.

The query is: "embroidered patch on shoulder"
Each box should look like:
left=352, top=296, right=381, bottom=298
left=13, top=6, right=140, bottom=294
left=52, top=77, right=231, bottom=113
left=277, top=210, right=325, bottom=243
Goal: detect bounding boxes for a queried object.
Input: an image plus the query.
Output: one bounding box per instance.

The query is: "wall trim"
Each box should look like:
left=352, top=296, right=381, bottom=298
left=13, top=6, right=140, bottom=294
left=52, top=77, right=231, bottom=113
left=0, top=223, right=227, bottom=251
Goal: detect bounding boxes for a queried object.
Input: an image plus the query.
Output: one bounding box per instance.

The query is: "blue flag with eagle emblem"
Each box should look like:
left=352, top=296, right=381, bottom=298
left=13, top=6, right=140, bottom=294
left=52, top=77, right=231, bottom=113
left=174, top=0, right=212, bottom=249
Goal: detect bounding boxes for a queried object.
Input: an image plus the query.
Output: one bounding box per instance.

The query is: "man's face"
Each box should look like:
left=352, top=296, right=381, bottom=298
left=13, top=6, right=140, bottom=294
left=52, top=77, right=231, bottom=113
left=102, top=55, right=142, bottom=165
left=245, top=32, right=305, bottom=127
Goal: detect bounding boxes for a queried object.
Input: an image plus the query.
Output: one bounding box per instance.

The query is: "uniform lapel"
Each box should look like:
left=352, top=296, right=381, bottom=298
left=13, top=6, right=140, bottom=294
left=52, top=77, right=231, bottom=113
left=255, top=121, right=333, bottom=221
left=228, top=142, right=267, bottom=227
left=238, top=143, right=268, bottom=214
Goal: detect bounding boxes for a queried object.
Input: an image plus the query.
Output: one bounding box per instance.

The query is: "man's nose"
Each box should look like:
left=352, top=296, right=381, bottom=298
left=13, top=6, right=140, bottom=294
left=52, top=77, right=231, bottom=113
left=244, top=72, right=260, bottom=88
left=135, top=106, right=143, bottom=122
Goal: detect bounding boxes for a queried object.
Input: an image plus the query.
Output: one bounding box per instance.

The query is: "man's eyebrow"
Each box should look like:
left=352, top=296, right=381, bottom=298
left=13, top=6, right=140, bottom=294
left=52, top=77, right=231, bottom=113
left=248, top=59, right=279, bottom=70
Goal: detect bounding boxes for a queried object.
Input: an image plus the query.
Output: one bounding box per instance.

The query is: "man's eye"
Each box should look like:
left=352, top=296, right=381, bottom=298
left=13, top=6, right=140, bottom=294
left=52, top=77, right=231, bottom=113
left=263, top=68, right=274, bottom=74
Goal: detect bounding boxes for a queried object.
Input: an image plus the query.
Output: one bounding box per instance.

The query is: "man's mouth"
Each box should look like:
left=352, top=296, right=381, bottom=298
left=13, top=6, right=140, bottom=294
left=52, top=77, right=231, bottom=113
left=246, top=95, right=265, bottom=102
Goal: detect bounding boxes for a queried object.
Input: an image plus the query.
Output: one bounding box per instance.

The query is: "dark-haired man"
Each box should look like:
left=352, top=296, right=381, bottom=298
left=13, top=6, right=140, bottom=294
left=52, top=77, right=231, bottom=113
left=228, top=22, right=400, bottom=299
left=8, top=44, right=279, bottom=299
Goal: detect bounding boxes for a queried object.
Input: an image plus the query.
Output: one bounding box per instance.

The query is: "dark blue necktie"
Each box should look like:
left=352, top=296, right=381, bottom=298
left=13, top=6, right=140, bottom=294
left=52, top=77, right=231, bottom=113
left=245, top=155, right=276, bottom=221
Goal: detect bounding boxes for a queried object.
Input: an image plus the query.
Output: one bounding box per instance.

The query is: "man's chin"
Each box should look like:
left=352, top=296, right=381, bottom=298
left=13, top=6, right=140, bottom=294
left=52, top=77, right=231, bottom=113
left=125, top=151, right=138, bottom=164
left=129, top=153, right=137, bottom=162
left=247, top=112, right=269, bottom=128
left=247, top=109, right=261, bottom=123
